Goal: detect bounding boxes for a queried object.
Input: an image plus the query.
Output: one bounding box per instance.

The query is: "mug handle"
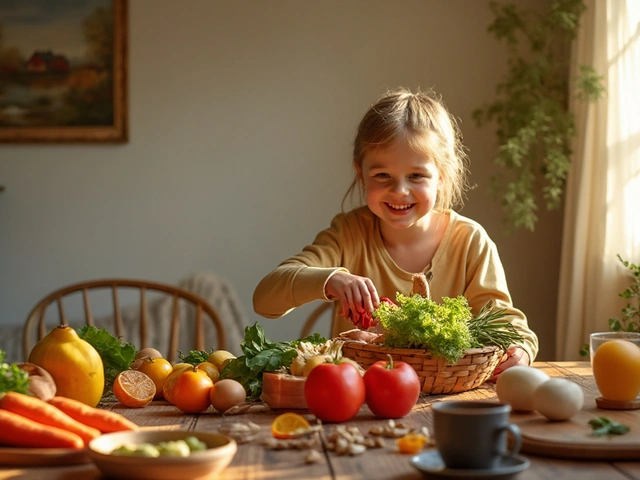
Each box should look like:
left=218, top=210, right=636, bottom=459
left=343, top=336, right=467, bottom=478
left=501, top=423, right=522, bottom=458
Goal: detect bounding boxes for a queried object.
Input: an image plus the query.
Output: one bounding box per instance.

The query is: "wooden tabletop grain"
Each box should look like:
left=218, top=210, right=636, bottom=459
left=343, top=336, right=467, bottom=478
left=1, top=361, right=639, bottom=480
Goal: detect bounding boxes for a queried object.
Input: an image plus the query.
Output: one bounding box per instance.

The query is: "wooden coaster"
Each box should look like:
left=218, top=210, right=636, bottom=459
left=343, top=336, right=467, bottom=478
left=596, top=396, right=640, bottom=410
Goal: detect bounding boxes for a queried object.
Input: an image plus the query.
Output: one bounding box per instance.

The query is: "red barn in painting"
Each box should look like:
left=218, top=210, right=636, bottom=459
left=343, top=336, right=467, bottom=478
left=26, top=51, right=70, bottom=73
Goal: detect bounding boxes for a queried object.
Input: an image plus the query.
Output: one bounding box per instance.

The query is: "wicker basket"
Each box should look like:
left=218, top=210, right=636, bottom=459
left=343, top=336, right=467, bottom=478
left=341, top=341, right=504, bottom=395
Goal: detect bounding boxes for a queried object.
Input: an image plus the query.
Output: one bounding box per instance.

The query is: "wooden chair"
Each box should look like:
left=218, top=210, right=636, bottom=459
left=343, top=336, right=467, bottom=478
left=300, top=302, right=334, bottom=338
left=23, top=278, right=227, bottom=363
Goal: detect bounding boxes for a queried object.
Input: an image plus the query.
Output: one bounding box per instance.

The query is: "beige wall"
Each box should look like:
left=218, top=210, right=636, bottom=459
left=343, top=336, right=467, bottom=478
left=0, top=0, right=560, bottom=360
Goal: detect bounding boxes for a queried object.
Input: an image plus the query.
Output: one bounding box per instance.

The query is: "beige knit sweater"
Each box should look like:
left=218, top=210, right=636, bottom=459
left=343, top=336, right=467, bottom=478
left=253, top=207, right=539, bottom=362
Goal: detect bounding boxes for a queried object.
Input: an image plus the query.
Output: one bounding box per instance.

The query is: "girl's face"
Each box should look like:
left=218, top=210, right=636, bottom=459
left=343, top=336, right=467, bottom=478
left=359, top=140, right=441, bottom=231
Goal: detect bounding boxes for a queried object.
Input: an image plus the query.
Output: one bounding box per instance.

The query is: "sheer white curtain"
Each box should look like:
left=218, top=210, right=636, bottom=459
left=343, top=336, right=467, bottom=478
left=556, top=0, right=640, bottom=360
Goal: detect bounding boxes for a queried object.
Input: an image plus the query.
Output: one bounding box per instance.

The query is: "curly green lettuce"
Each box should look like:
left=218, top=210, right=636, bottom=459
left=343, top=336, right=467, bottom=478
left=374, top=294, right=474, bottom=364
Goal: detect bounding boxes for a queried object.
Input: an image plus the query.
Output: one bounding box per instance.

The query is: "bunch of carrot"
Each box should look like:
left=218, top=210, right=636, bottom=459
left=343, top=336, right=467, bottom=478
left=0, top=392, right=139, bottom=449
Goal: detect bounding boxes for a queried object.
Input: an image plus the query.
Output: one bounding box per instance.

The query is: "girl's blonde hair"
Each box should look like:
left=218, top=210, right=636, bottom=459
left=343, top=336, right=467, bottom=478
left=343, top=87, right=469, bottom=212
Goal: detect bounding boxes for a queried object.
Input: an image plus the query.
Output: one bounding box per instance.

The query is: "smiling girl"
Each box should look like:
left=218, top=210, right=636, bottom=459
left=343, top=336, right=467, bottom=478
left=253, top=88, right=538, bottom=375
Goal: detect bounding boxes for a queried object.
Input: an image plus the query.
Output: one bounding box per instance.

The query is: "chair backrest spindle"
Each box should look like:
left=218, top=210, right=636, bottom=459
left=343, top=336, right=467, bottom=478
left=112, top=286, right=124, bottom=338
left=57, top=298, right=68, bottom=326
left=169, top=294, right=180, bottom=360
left=82, top=289, right=94, bottom=326
left=195, top=304, right=204, bottom=352
left=139, top=287, right=148, bottom=349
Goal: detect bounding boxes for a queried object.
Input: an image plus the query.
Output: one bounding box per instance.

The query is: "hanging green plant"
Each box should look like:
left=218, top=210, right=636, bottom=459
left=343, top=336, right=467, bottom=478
left=579, top=255, right=640, bottom=356
left=473, top=0, right=605, bottom=231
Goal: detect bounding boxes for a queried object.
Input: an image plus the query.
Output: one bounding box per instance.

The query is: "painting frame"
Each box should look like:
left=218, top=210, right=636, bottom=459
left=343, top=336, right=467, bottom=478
left=0, top=0, right=128, bottom=143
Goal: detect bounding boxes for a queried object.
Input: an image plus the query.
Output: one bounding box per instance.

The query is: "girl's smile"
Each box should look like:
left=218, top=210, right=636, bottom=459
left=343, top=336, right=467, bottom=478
left=385, top=202, right=416, bottom=214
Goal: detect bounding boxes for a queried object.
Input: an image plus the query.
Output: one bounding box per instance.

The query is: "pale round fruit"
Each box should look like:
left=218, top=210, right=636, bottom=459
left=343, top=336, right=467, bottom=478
left=209, top=379, right=246, bottom=413
left=533, top=378, right=584, bottom=421
left=302, top=355, right=330, bottom=377
left=496, top=366, right=550, bottom=412
left=135, top=347, right=164, bottom=360
left=207, top=350, right=236, bottom=371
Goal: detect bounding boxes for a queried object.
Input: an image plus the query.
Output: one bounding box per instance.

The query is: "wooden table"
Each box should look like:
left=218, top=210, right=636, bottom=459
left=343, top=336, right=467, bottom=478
left=1, top=361, right=640, bottom=479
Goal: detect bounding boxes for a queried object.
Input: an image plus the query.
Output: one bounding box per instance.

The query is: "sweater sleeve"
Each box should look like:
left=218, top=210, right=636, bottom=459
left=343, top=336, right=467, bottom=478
left=253, top=215, right=350, bottom=319
left=462, top=229, right=539, bottom=363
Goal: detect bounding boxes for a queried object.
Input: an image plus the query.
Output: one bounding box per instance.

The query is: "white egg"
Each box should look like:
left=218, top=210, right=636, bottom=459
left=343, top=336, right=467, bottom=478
left=496, top=366, right=551, bottom=412
left=533, top=378, right=584, bottom=421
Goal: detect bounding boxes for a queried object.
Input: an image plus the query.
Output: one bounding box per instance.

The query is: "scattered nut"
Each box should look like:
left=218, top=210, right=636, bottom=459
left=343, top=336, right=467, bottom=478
left=223, top=402, right=271, bottom=415
left=369, top=419, right=410, bottom=438
left=217, top=422, right=261, bottom=443
left=305, top=449, right=323, bottom=464
left=348, top=443, right=367, bottom=456
left=263, top=436, right=320, bottom=450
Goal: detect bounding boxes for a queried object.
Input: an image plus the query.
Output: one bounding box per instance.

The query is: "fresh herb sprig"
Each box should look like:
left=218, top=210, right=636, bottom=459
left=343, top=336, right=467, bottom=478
left=77, top=326, right=137, bottom=397
left=220, top=323, right=326, bottom=400
left=588, top=416, right=630, bottom=436
left=467, top=301, right=524, bottom=352
left=0, top=349, right=30, bottom=395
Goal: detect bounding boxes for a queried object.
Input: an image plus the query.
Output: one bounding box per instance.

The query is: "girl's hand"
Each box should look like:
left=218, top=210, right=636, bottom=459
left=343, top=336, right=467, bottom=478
left=491, top=346, right=530, bottom=382
left=325, top=272, right=379, bottom=324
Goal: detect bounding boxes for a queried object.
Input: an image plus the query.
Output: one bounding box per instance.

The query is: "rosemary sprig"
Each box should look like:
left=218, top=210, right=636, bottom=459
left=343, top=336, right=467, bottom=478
left=467, top=301, right=524, bottom=352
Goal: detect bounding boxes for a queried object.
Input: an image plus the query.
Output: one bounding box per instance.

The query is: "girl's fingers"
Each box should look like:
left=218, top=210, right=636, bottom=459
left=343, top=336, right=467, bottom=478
left=364, top=279, right=379, bottom=310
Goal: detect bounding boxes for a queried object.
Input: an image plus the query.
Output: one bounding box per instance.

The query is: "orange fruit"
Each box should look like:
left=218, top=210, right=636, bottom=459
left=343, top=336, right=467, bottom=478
left=135, top=357, right=173, bottom=399
left=172, top=369, right=214, bottom=413
left=593, top=339, right=640, bottom=401
left=271, top=412, right=310, bottom=439
left=113, top=370, right=156, bottom=408
left=162, top=363, right=193, bottom=404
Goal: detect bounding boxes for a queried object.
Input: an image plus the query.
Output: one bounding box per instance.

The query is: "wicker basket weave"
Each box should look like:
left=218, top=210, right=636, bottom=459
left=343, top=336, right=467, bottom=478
left=341, top=341, right=504, bottom=395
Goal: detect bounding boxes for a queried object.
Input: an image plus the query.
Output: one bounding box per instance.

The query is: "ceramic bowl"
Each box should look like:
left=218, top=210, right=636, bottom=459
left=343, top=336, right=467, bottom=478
left=88, top=430, right=237, bottom=480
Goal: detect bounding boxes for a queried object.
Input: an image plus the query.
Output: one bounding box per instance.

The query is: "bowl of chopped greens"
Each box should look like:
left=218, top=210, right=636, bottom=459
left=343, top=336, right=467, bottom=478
left=88, top=430, right=236, bottom=480
left=341, top=276, right=523, bottom=395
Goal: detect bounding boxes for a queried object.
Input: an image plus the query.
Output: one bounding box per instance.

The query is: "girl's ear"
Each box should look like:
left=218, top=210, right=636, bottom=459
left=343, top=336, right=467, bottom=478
left=355, top=162, right=364, bottom=183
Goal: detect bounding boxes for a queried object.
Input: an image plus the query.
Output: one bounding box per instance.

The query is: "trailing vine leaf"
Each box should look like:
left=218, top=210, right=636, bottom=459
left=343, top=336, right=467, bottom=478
left=473, top=0, right=605, bottom=231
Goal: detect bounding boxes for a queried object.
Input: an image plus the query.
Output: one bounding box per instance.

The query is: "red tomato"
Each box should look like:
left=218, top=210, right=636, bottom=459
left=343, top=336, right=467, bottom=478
left=363, top=355, right=420, bottom=418
left=304, top=361, right=365, bottom=422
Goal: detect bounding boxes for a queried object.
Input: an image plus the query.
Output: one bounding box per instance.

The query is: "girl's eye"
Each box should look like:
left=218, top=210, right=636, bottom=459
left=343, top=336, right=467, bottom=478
left=373, top=173, right=390, bottom=179
left=409, top=173, right=428, bottom=180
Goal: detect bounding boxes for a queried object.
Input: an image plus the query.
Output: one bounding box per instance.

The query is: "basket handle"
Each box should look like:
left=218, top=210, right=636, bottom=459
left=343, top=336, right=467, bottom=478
left=410, top=273, right=431, bottom=299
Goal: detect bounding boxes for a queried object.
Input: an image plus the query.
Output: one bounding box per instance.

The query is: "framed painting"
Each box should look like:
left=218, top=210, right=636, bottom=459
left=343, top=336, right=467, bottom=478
left=0, top=0, right=128, bottom=143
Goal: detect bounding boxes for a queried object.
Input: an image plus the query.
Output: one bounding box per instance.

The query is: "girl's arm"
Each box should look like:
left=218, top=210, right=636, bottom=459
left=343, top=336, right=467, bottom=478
left=253, top=214, right=351, bottom=319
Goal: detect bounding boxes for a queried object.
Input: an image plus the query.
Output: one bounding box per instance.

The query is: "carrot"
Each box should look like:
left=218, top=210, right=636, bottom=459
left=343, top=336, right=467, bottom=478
left=0, top=392, right=100, bottom=445
left=0, top=410, right=84, bottom=449
left=48, top=396, right=139, bottom=433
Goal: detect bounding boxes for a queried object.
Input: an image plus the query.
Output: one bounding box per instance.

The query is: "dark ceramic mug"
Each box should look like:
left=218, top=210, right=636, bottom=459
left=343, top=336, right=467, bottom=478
left=432, top=401, right=521, bottom=470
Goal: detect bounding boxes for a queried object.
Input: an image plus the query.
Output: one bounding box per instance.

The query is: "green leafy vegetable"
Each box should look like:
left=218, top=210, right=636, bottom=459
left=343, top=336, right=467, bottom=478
left=375, top=295, right=474, bottom=364
left=588, top=416, right=630, bottom=436
left=220, top=322, right=326, bottom=400
left=0, top=349, right=30, bottom=395
left=178, top=349, right=214, bottom=365
left=374, top=295, right=524, bottom=365
left=77, top=326, right=137, bottom=396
